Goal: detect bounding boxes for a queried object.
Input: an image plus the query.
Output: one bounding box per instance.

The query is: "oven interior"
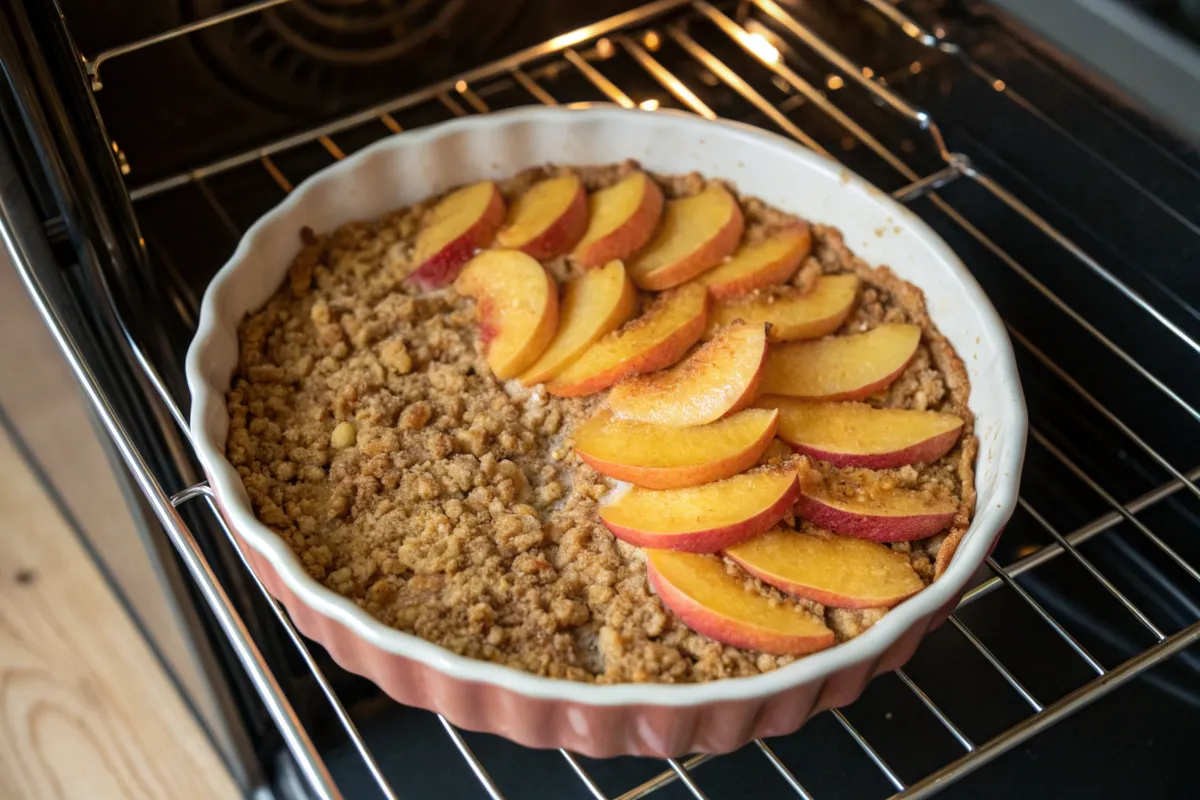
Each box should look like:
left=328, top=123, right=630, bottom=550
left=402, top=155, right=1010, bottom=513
left=1, top=0, right=1199, bottom=798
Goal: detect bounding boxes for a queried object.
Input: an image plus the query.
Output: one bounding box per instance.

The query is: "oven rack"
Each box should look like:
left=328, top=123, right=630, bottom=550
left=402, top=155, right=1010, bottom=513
left=36, top=0, right=1200, bottom=798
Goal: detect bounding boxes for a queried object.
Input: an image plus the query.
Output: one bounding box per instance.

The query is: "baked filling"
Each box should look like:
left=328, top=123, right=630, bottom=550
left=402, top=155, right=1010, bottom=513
left=225, top=161, right=977, bottom=683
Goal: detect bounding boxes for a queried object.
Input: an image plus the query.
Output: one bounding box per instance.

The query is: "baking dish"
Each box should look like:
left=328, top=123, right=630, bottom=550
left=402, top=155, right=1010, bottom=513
left=186, top=106, right=1026, bottom=758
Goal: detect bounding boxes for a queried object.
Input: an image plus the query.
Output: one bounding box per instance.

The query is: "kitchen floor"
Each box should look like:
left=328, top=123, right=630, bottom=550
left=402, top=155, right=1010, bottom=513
left=0, top=334, right=237, bottom=796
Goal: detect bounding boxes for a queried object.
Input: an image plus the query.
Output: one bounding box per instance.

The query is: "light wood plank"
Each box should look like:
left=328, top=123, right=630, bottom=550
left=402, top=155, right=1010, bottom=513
left=0, top=426, right=238, bottom=800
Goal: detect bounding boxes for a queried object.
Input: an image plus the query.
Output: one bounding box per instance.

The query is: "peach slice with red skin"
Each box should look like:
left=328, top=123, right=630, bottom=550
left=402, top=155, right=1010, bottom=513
left=607, top=321, right=768, bottom=427
left=725, top=527, right=925, bottom=609
left=699, top=223, right=811, bottom=298
left=495, top=175, right=588, bottom=259
left=706, top=274, right=859, bottom=343
left=761, top=397, right=964, bottom=468
left=760, top=323, right=921, bottom=400
left=573, top=172, right=664, bottom=268
left=793, top=470, right=957, bottom=542
left=519, top=260, right=637, bottom=385
left=599, top=468, right=798, bottom=552
left=409, top=181, right=506, bottom=289
left=546, top=283, right=708, bottom=397
left=645, top=549, right=834, bottom=655
left=628, top=184, right=745, bottom=290
left=454, top=250, right=558, bottom=380
left=573, top=407, right=778, bottom=490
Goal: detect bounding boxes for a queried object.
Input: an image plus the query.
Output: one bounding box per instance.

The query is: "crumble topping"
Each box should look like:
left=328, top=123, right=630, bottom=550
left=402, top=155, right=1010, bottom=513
left=224, top=164, right=976, bottom=683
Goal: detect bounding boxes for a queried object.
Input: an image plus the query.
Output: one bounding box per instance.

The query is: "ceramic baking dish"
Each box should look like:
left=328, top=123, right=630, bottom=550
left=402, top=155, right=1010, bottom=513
left=186, top=106, right=1026, bottom=758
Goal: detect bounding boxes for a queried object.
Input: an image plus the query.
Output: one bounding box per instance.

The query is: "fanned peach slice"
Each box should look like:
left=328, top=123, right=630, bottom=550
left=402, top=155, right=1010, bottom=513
left=454, top=250, right=558, bottom=380
left=760, top=323, right=920, bottom=400
left=599, top=468, right=799, bottom=552
left=546, top=283, right=708, bottom=397
left=793, top=471, right=957, bottom=542
left=699, top=224, right=811, bottom=298
left=628, top=185, right=745, bottom=290
left=763, top=397, right=963, bottom=468
left=495, top=175, right=588, bottom=259
left=607, top=322, right=768, bottom=427
left=725, top=528, right=925, bottom=609
left=646, top=549, right=834, bottom=655
left=409, top=181, right=505, bottom=289
left=574, top=408, right=778, bottom=489
left=706, top=274, right=859, bottom=343
left=574, top=172, right=664, bottom=268
left=519, top=261, right=637, bottom=385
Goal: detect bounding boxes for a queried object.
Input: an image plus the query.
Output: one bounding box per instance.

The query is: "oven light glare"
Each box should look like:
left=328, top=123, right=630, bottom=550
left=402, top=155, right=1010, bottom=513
left=639, top=99, right=660, bottom=111
left=744, top=33, right=780, bottom=65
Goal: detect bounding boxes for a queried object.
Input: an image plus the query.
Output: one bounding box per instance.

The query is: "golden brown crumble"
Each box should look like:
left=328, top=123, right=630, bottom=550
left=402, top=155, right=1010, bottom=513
left=225, top=163, right=976, bottom=683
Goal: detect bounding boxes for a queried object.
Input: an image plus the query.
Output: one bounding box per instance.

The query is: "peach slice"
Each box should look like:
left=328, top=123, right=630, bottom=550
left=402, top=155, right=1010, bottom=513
left=646, top=549, right=835, bottom=655
left=627, top=185, right=745, bottom=290
left=546, top=283, right=708, bottom=397
left=699, top=224, right=811, bottom=298
left=760, top=323, right=921, bottom=400
left=599, top=468, right=799, bottom=552
left=574, top=172, right=664, bottom=268
left=762, top=397, right=964, bottom=468
left=793, top=471, right=958, bottom=542
left=725, top=527, right=925, bottom=609
left=454, top=250, right=558, bottom=380
left=705, top=274, right=859, bottom=343
left=495, top=175, right=589, bottom=259
left=409, top=181, right=506, bottom=289
left=519, top=261, right=637, bottom=385
left=573, top=408, right=778, bottom=489
left=607, top=321, right=768, bottom=427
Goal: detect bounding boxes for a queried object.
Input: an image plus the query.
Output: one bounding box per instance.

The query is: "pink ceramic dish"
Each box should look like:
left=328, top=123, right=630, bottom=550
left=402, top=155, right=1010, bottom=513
left=186, top=107, right=1026, bottom=758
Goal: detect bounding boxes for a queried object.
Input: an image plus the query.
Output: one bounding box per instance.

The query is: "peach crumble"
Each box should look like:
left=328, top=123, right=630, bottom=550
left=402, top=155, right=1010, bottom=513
left=224, top=161, right=977, bottom=683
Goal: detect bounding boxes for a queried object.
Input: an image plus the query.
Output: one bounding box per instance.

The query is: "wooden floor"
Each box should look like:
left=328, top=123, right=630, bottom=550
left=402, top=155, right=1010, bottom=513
left=0, top=424, right=239, bottom=800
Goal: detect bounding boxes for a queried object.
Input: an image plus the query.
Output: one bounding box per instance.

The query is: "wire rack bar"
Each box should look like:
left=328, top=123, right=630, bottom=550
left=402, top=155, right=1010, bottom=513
left=84, top=0, right=293, bottom=89
left=665, top=26, right=829, bottom=155
left=962, top=464, right=1200, bottom=607
left=565, top=48, right=637, bottom=107
left=1006, top=324, right=1199, bottom=501
left=617, top=34, right=717, bottom=118
left=832, top=710, right=906, bottom=791
left=752, top=0, right=930, bottom=130
left=949, top=616, right=1042, bottom=711
left=177, top=492, right=398, bottom=800
left=754, top=739, right=815, bottom=799
left=890, top=162, right=966, bottom=204
left=894, top=619, right=1200, bottom=799
left=513, top=68, right=559, bottom=105
left=984, top=557, right=1105, bottom=674
left=126, top=0, right=694, bottom=200
left=560, top=751, right=609, bottom=800
left=616, top=755, right=714, bottom=800
left=1030, top=429, right=1200, bottom=585
left=893, top=669, right=975, bottom=751
left=439, top=717, right=506, bottom=799
left=667, top=758, right=711, bottom=799
left=1017, top=499, right=1166, bottom=640
left=857, top=0, right=957, bottom=52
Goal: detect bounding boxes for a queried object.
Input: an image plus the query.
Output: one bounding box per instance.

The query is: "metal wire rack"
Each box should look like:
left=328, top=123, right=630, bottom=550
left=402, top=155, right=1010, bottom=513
left=41, top=0, right=1200, bottom=797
